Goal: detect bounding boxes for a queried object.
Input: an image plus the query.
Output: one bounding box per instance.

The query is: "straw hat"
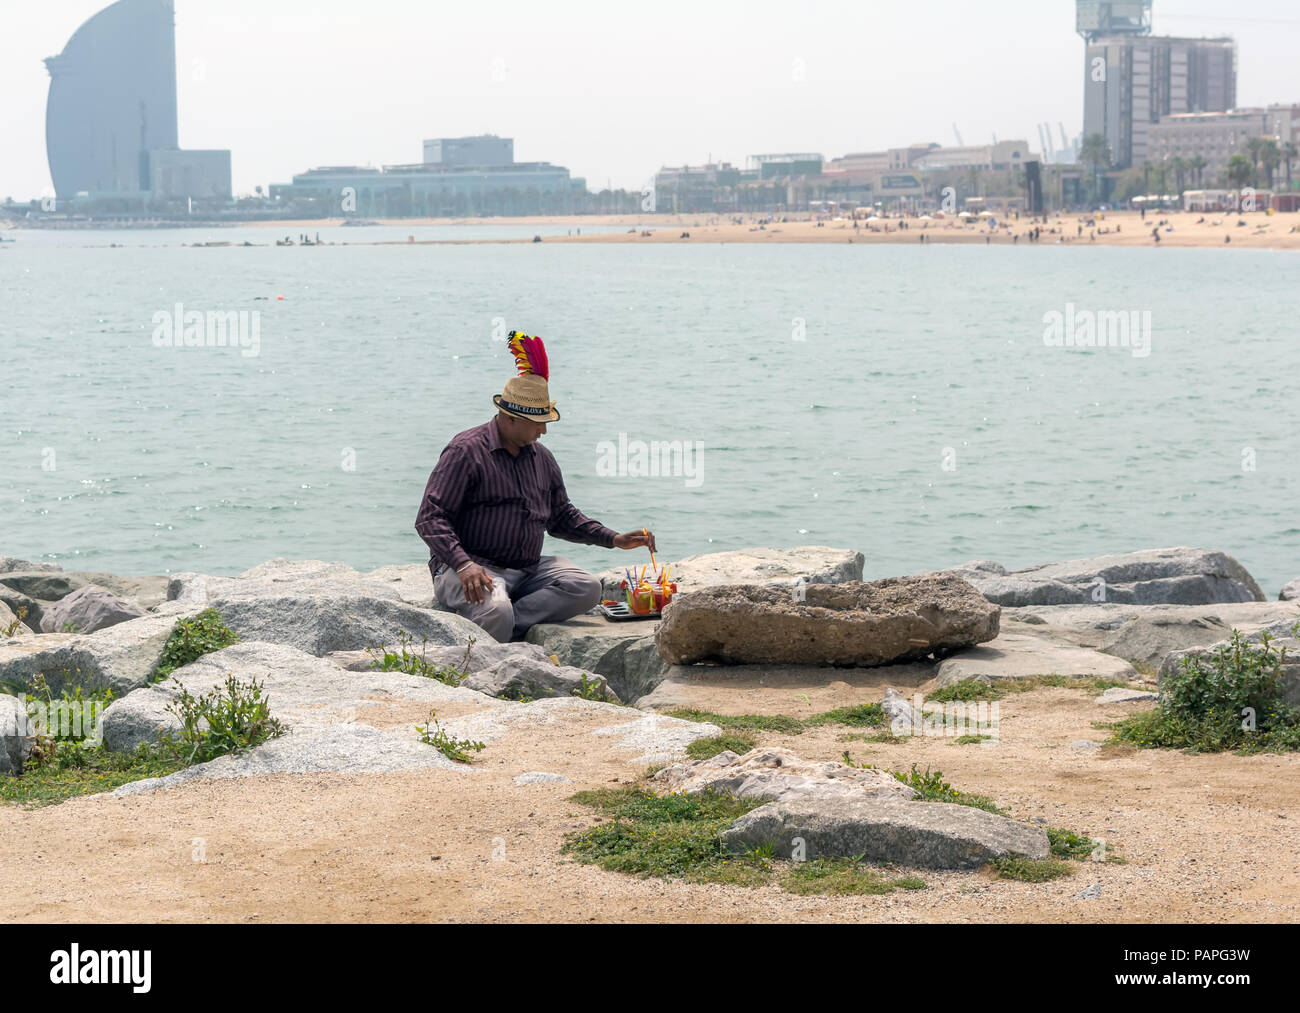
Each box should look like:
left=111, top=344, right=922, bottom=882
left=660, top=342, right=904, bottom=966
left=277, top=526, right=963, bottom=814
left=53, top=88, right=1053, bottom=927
left=494, top=332, right=560, bottom=423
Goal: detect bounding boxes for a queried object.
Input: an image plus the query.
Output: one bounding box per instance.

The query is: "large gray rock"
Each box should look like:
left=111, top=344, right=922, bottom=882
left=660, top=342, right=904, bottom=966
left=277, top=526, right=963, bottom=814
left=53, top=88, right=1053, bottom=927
left=101, top=640, right=489, bottom=753
left=0, top=612, right=195, bottom=696
left=525, top=616, right=666, bottom=704
left=463, top=656, right=619, bottom=703
left=168, top=559, right=429, bottom=607
left=39, top=584, right=148, bottom=634
left=208, top=595, right=492, bottom=656
left=944, top=548, right=1265, bottom=606
left=1281, top=578, right=1300, bottom=602
left=362, top=563, right=444, bottom=609
left=0, top=694, right=33, bottom=776
left=0, top=571, right=86, bottom=602
left=651, top=747, right=917, bottom=805
left=1096, top=613, right=1233, bottom=669
left=720, top=797, right=1050, bottom=869
left=935, top=633, right=1138, bottom=687
left=596, top=545, right=865, bottom=599
left=656, top=574, right=1000, bottom=667
left=0, top=557, right=61, bottom=574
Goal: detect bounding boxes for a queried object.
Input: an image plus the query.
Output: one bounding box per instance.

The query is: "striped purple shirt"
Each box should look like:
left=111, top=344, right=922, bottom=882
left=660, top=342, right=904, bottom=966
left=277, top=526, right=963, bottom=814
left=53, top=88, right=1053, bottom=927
left=415, top=418, right=617, bottom=575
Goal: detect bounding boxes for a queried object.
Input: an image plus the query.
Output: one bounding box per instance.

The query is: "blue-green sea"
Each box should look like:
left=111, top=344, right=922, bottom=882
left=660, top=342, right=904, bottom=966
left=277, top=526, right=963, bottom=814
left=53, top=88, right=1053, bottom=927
left=2, top=224, right=1298, bottom=594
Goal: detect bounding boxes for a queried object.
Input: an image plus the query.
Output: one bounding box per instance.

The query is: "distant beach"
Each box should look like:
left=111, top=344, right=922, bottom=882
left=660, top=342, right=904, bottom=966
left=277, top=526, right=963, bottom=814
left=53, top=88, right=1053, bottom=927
left=245, top=210, right=1300, bottom=251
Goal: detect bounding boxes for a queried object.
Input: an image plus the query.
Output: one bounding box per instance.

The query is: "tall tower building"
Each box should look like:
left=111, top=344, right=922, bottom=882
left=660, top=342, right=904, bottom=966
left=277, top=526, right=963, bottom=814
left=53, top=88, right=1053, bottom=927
left=45, top=0, right=230, bottom=203
left=1078, top=1, right=1236, bottom=170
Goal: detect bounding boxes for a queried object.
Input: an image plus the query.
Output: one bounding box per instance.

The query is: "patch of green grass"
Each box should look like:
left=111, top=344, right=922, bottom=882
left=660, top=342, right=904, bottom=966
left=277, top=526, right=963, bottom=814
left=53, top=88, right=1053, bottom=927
left=153, top=609, right=239, bottom=680
left=805, top=703, right=887, bottom=728
left=572, top=674, right=617, bottom=703
left=562, top=788, right=768, bottom=880
left=666, top=709, right=805, bottom=734
left=1048, top=827, right=1100, bottom=860
left=371, top=634, right=467, bottom=686
left=953, top=734, right=993, bottom=745
left=685, top=733, right=757, bottom=760
left=990, top=857, right=1075, bottom=882
left=782, top=859, right=926, bottom=896
left=931, top=679, right=1000, bottom=702
left=1111, top=632, right=1300, bottom=754
left=563, top=788, right=929, bottom=894
left=837, top=730, right=902, bottom=744
left=416, top=710, right=485, bottom=763
left=0, top=742, right=186, bottom=808
left=157, top=674, right=287, bottom=765
left=890, top=763, right=1008, bottom=816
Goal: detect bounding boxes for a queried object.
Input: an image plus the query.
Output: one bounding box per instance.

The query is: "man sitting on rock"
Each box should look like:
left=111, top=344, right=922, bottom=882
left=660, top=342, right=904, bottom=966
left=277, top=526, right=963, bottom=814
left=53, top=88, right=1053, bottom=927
left=414, top=331, right=655, bottom=642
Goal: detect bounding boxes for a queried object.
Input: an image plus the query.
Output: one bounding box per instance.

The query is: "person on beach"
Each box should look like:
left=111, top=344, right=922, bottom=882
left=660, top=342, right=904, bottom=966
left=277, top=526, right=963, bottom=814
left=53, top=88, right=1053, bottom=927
left=414, top=331, right=655, bottom=642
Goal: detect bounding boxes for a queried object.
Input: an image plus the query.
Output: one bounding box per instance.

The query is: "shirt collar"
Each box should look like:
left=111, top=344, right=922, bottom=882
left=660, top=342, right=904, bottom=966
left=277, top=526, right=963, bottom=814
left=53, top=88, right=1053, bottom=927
left=487, top=416, right=533, bottom=457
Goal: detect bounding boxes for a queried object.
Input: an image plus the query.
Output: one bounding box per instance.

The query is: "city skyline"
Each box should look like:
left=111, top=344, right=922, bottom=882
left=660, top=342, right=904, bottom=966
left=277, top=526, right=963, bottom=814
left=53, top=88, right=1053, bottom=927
left=3, top=0, right=1299, bottom=201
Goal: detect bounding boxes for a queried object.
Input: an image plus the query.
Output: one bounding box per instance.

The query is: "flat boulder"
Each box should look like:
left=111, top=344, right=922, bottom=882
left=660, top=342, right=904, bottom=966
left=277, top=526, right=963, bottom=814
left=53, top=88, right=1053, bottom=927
left=655, top=574, right=999, bottom=667
left=720, top=797, right=1050, bottom=869
left=597, top=545, right=864, bottom=599
left=208, top=595, right=492, bottom=656
left=935, top=633, right=1138, bottom=688
left=167, top=559, right=422, bottom=607
left=463, top=656, right=619, bottom=703
left=0, top=694, right=33, bottom=776
left=0, top=571, right=86, bottom=603
left=944, top=548, right=1265, bottom=606
left=39, top=584, right=148, bottom=634
left=651, top=746, right=916, bottom=805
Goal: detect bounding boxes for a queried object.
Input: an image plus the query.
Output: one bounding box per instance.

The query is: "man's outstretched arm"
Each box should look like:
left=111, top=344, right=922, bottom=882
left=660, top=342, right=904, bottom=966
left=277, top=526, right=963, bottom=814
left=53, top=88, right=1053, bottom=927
left=547, top=479, right=657, bottom=553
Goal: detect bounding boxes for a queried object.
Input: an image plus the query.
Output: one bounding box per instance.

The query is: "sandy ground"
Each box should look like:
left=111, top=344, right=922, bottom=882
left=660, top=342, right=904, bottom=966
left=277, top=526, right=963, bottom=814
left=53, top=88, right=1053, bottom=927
left=3, top=668, right=1297, bottom=923
left=251, top=210, right=1300, bottom=251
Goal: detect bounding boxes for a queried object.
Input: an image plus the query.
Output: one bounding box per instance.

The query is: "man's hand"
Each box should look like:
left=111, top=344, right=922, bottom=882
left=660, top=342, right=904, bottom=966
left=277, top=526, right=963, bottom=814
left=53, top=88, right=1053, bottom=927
left=613, top=530, right=657, bottom=554
left=457, top=562, right=495, bottom=605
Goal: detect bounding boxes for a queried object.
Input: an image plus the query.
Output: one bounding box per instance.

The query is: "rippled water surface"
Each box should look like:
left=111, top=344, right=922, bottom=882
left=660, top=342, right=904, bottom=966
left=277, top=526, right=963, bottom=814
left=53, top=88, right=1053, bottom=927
left=2, top=226, right=1297, bottom=594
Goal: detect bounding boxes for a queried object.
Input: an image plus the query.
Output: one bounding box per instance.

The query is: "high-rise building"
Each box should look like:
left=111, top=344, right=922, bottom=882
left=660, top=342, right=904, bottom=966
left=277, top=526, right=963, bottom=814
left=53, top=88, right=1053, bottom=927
left=1078, top=1, right=1236, bottom=170
left=45, top=0, right=230, bottom=203
left=422, top=136, right=514, bottom=167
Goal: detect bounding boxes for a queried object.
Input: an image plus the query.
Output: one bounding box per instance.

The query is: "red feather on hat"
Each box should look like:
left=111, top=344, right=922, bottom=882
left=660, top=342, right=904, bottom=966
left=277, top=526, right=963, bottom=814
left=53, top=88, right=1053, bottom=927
left=508, top=332, right=549, bottom=380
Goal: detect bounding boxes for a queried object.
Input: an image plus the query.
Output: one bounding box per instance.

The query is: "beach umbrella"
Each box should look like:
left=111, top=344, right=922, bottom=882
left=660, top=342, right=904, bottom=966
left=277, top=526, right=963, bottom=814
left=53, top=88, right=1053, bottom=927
left=958, top=211, right=973, bottom=218
left=866, top=215, right=881, bottom=222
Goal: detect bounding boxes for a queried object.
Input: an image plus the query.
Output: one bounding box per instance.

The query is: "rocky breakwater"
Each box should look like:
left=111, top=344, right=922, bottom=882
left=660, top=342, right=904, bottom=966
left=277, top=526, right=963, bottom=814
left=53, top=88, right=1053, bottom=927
left=655, top=573, right=1000, bottom=667
left=943, top=547, right=1265, bottom=607
left=653, top=747, right=1048, bottom=869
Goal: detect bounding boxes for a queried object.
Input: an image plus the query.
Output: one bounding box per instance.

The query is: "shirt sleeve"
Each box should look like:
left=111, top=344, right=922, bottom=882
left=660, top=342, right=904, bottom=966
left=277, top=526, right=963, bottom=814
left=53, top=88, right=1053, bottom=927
left=414, top=443, right=476, bottom=570
left=547, top=471, right=618, bottom=548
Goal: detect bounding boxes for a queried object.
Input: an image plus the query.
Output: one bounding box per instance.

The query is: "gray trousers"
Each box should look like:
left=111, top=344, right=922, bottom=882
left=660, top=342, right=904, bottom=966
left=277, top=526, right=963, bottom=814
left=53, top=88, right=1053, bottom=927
left=433, top=555, right=602, bottom=643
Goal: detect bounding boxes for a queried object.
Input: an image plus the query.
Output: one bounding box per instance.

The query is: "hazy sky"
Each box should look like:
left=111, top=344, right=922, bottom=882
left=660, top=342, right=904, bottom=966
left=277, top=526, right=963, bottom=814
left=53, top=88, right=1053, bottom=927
left=4, top=0, right=1298, bottom=199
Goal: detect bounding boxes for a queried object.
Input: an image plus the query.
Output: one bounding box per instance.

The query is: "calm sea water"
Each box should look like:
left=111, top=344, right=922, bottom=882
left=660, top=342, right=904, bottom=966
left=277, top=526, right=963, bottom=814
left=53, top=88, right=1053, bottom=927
left=2, top=225, right=1298, bottom=594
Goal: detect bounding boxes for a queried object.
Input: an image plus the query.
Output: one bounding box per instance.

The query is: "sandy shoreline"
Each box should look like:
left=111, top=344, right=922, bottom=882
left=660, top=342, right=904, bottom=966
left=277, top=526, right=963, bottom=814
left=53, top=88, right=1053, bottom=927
left=251, top=210, right=1300, bottom=251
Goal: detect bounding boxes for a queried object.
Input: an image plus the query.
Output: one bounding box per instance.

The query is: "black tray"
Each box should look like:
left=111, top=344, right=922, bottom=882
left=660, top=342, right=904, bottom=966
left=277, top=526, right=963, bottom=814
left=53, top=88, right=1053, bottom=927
left=598, top=602, right=661, bottom=622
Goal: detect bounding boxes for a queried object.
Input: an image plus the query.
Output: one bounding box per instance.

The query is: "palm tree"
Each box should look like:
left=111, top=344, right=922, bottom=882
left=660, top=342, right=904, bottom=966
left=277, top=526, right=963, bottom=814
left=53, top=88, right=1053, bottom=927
left=1246, top=137, right=1266, bottom=186
left=1259, top=139, right=1282, bottom=191
left=1227, top=154, right=1255, bottom=192
left=1079, top=133, right=1112, bottom=205
left=1169, top=156, right=1187, bottom=196
left=1189, top=155, right=1208, bottom=189
left=1283, top=143, right=1298, bottom=191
